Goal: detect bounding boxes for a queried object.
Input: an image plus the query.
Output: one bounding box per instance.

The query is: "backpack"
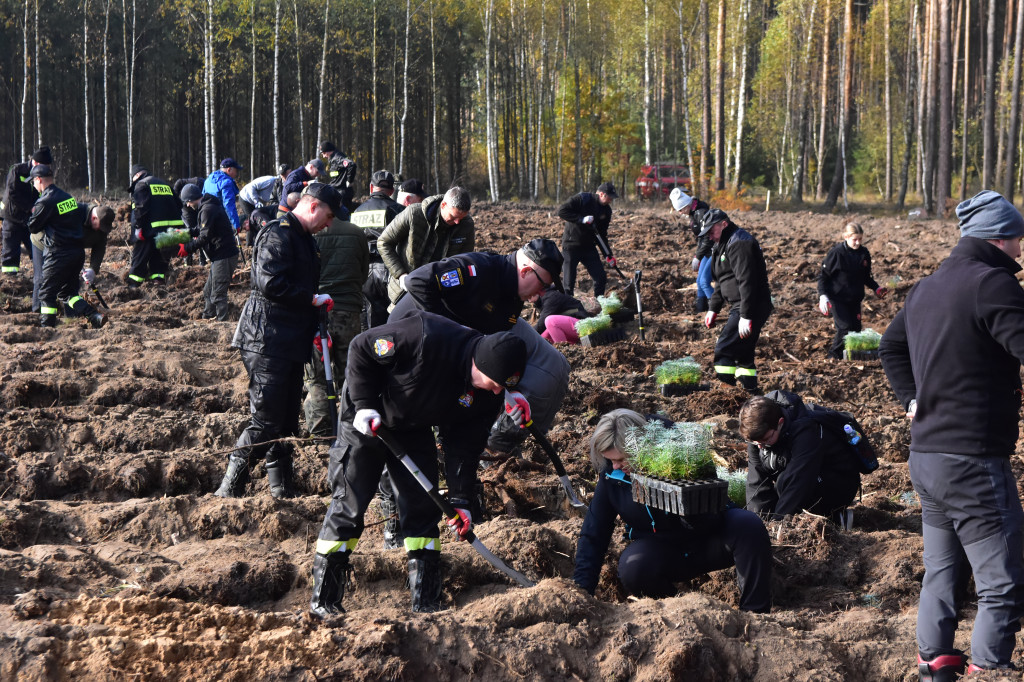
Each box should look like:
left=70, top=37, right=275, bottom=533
left=764, top=390, right=879, bottom=475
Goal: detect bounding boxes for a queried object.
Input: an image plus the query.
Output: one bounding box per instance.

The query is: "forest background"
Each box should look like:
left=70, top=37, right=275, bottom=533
left=0, top=0, right=1021, bottom=215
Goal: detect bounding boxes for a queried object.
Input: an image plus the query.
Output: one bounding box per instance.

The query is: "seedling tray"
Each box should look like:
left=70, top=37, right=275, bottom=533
left=658, top=383, right=703, bottom=397
left=580, top=326, right=626, bottom=347
left=630, top=474, right=728, bottom=516
left=843, top=349, right=879, bottom=361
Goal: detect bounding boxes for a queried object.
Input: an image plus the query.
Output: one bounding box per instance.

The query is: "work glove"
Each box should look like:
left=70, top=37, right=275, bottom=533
left=177, top=243, right=189, bottom=259
left=739, top=317, right=753, bottom=338
left=399, top=274, right=408, bottom=291
left=907, top=399, right=918, bottom=420
left=445, top=502, right=473, bottom=541
left=606, top=256, right=617, bottom=268
left=875, top=287, right=888, bottom=299
left=135, top=228, right=144, bottom=241
left=353, top=408, right=381, bottom=437
left=691, top=257, right=700, bottom=272
left=313, top=330, right=333, bottom=357
left=504, top=391, right=532, bottom=428
left=81, top=268, right=95, bottom=285
left=581, top=215, right=595, bottom=225
left=704, top=311, right=717, bottom=328
left=818, top=295, right=831, bottom=316
left=312, top=294, right=334, bottom=312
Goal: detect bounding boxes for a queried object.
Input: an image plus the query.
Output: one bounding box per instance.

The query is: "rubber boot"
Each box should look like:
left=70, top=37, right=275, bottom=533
left=213, top=455, right=250, bottom=498
left=379, top=492, right=404, bottom=550
left=309, top=552, right=352, bottom=619
left=89, top=312, right=108, bottom=329
left=738, top=374, right=760, bottom=395
left=918, top=652, right=966, bottom=682
left=266, top=456, right=296, bottom=499
left=408, top=549, right=443, bottom=613
left=695, top=296, right=709, bottom=313
left=40, top=314, right=57, bottom=328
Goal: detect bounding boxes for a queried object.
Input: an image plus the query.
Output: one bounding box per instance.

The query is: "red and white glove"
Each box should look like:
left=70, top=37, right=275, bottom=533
left=907, top=399, right=918, bottom=420
left=606, top=256, right=617, bottom=268
left=177, top=243, right=189, bottom=258
left=704, top=311, right=717, bottom=328
left=353, top=408, right=381, bottom=437
left=81, top=268, right=95, bottom=285
left=875, top=287, right=888, bottom=299
left=312, top=294, right=334, bottom=311
left=446, top=506, right=473, bottom=541
left=818, top=295, right=831, bottom=316
left=504, top=391, right=532, bottom=428
left=738, top=317, right=753, bottom=338
left=581, top=215, right=595, bottom=225
left=135, top=228, right=144, bottom=241
left=313, top=330, right=333, bottom=357
left=691, top=257, right=701, bottom=271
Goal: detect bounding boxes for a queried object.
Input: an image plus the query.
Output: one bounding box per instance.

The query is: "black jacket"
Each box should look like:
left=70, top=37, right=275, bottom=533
left=689, top=199, right=713, bottom=260
left=533, top=289, right=589, bottom=334
left=402, top=251, right=523, bottom=333
left=745, top=396, right=860, bottom=518
left=817, top=242, right=880, bottom=303
left=351, top=192, right=403, bottom=233
left=231, top=212, right=321, bottom=363
left=324, top=153, right=357, bottom=191
left=558, top=192, right=613, bottom=255
left=129, top=174, right=184, bottom=243
left=573, top=463, right=723, bottom=595
left=880, top=237, right=1024, bottom=458
left=2, top=161, right=38, bottom=224
left=185, top=194, right=239, bottom=261
left=282, top=167, right=315, bottom=199
left=27, top=185, right=84, bottom=250
left=182, top=204, right=199, bottom=236
left=709, top=223, right=773, bottom=320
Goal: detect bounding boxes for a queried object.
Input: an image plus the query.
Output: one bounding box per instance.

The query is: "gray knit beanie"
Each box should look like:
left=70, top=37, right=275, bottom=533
left=957, top=190, right=1024, bottom=240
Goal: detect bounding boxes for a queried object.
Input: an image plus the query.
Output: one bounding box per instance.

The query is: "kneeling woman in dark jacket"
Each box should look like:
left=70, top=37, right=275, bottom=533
left=573, top=409, right=772, bottom=612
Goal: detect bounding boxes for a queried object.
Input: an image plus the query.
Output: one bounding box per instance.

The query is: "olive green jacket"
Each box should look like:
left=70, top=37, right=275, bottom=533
left=315, top=218, right=370, bottom=313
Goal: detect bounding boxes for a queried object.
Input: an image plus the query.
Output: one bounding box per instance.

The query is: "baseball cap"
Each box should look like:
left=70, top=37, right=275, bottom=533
left=220, top=158, right=243, bottom=170
left=699, top=208, right=730, bottom=237
left=399, top=178, right=426, bottom=197
left=473, top=332, right=528, bottom=389
left=94, top=206, right=115, bottom=233
left=302, top=182, right=343, bottom=216
left=29, top=164, right=53, bottom=179
left=309, top=159, right=326, bottom=175
left=522, top=238, right=565, bottom=293
left=670, top=187, right=693, bottom=212
left=180, top=183, right=203, bottom=203
left=277, top=163, right=290, bottom=176
left=371, top=170, right=396, bottom=190
left=597, top=181, right=619, bottom=199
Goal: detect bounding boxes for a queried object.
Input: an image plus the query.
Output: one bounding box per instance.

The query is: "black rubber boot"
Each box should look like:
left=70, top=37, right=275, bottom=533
left=309, top=552, right=352, bottom=619
left=40, top=314, right=57, bottom=328
left=408, top=549, right=443, bottom=613
left=738, top=374, right=760, bottom=395
left=918, top=652, right=966, bottom=682
left=213, top=456, right=250, bottom=498
left=266, top=456, right=296, bottom=499
left=379, top=492, right=404, bottom=550
left=695, top=296, right=709, bottom=313
left=89, top=312, right=108, bottom=329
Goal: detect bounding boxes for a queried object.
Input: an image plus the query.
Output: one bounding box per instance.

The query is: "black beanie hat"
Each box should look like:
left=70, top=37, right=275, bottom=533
left=129, top=164, right=148, bottom=180
left=32, top=146, right=52, bottom=164
left=473, top=332, right=527, bottom=389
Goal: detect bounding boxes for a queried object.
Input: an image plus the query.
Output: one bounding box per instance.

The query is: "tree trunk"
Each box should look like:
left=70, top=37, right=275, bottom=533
left=205, top=0, right=215, bottom=171
left=824, top=0, right=854, bottom=210
left=21, top=0, right=29, bottom=159
left=83, top=0, right=92, bottom=189
left=898, top=2, right=919, bottom=209
left=316, top=0, right=330, bottom=151
left=734, top=0, right=750, bottom=193
left=102, top=0, right=110, bottom=189
left=371, top=0, right=377, bottom=172
left=884, top=0, right=893, bottom=201
left=960, top=0, right=970, bottom=200
left=250, top=0, right=256, bottom=173
left=700, top=0, right=711, bottom=197
left=1005, top=0, right=1024, bottom=200
left=293, top=0, right=306, bottom=158
left=791, top=0, right=818, bottom=203
left=429, top=0, right=439, bottom=193
left=34, top=0, right=40, bottom=148
left=983, top=0, right=997, bottom=187
left=121, top=0, right=136, bottom=166
left=714, top=0, right=726, bottom=190
left=816, top=0, right=832, bottom=200
left=399, top=0, right=410, bottom=176
left=936, top=0, right=953, bottom=215
left=643, top=0, right=651, bottom=166
left=273, top=0, right=281, bottom=167
left=484, top=0, right=499, bottom=200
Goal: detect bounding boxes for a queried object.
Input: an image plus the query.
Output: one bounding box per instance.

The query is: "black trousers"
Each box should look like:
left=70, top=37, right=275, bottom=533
left=828, top=298, right=862, bottom=359
left=617, top=508, right=772, bottom=612
left=361, top=262, right=391, bottom=329
left=39, top=247, right=98, bottom=318
left=713, top=306, right=768, bottom=390
left=128, top=238, right=167, bottom=282
left=229, top=350, right=305, bottom=468
left=562, top=244, right=607, bottom=297
left=1, top=219, right=32, bottom=270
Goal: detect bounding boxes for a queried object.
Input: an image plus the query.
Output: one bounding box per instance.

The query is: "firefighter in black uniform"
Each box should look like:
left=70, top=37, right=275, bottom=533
left=177, top=184, right=240, bottom=321
left=702, top=209, right=773, bottom=393
left=557, top=181, right=618, bottom=296
left=214, top=183, right=341, bottom=500
left=309, top=312, right=528, bottom=617
left=127, top=165, right=184, bottom=286
left=26, top=165, right=106, bottom=329
left=351, top=170, right=403, bottom=328
left=319, top=141, right=358, bottom=212
left=1, top=146, right=50, bottom=275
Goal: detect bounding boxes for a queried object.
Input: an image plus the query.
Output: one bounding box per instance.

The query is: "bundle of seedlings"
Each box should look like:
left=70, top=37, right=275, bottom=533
left=154, top=228, right=191, bottom=249
left=597, top=292, right=622, bottom=315
left=843, top=328, right=882, bottom=360
left=655, top=357, right=702, bottom=395
left=624, top=421, right=726, bottom=516
left=575, top=313, right=624, bottom=347
left=716, top=466, right=746, bottom=507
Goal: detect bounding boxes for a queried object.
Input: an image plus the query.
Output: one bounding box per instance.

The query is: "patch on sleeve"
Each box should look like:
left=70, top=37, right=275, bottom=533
left=457, top=390, right=474, bottom=407
left=439, top=268, right=464, bottom=288
left=373, top=336, right=395, bottom=357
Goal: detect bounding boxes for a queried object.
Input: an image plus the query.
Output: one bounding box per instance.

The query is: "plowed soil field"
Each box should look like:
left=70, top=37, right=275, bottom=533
left=1, top=200, right=1016, bottom=681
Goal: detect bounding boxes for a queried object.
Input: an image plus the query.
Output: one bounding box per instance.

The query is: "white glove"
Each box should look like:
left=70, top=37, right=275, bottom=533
left=581, top=215, right=595, bottom=225
left=312, top=294, right=333, bottom=307
left=818, top=295, right=831, bottom=316
left=739, top=317, right=753, bottom=338
left=691, top=257, right=700, bottom=271
left=353, top=409, right=382, bottom=437
left=704, top=311, right=717, bottom=328
left=399, top=274, right=408, bottom=291
left=81, top=268, right=96, bottom=285
left=907, top=399, right=918, bottom=420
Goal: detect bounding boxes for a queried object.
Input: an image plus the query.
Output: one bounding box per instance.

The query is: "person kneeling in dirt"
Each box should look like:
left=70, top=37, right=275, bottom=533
left=310, top=312, right=527, bottom=617
left=740, top=391, right=861, bottom=525
left=573, top=409, right=771, bottom=612
left=214, top=183, right=341, bottom=500
left=176, top=184, right=239, bottom=321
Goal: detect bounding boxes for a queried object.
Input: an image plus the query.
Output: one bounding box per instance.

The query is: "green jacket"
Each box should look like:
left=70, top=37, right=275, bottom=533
left=315, top=218, right=370, bottom=313
left=377, top=194, right=475, bottom=305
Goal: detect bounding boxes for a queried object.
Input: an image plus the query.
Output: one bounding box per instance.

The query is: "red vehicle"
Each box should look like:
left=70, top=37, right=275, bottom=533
left=635, top=163, right=692, bottom=199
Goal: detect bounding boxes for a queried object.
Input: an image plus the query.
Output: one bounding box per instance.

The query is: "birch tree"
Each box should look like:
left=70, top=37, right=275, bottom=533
left=1005, top=0, right=1024, bottom=200
left=83, top=0, right=93, bottom=189
left=273, top=0, right=281, bottom=166
left=399, top=0, right=411, bottom=176
left=21, top=0, right=30, bottom=160
left=983, top=0, right=997, bottom=187
left=643, top=0, right=651, bottom=166
left=316, top=0, right=330, bottom=149
left=102, top=0, right=110, bottom=189
left=293, top=0, right=306, bottom=157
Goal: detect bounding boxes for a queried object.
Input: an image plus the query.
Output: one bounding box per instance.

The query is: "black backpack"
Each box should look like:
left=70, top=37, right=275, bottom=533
left=764, top=390, right=879, bottom=475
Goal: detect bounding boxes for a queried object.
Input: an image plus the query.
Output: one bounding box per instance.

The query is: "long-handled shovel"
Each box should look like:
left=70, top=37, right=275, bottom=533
left=633, top=270, right=645, bottom=341
left=318, top=307, right=339, bottom=437
left=375, top=427, right=534, bottom=588
left=504, top=395, right=586, bottom=509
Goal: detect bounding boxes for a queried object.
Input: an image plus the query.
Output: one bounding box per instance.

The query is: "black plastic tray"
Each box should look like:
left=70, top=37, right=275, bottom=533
left=630, top=475, right=728, bottom=516
left=843, top=349, right=880, bottom=361
left=580, top=326, right=626, bottom=347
